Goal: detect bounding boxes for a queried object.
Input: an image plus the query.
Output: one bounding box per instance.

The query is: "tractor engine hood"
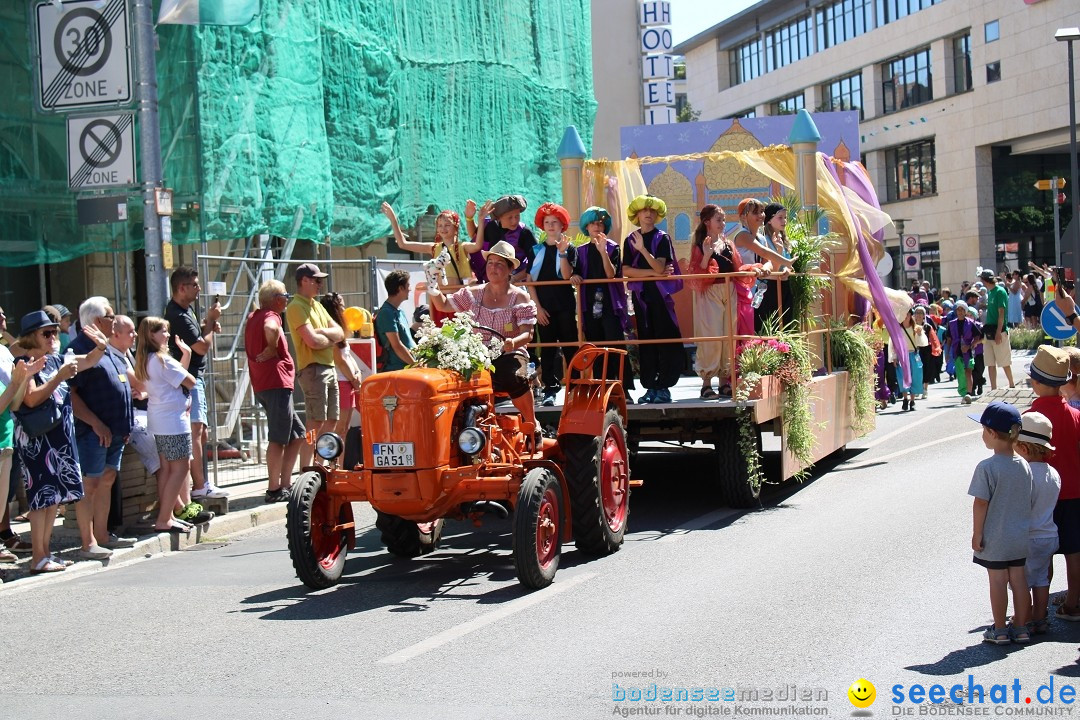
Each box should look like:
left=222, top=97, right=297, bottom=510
left=359, top=367, right=492, bottom=469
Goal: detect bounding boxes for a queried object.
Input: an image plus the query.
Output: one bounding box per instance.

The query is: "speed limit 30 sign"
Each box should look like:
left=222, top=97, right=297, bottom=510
left=36, top=0, right=132, bottom=112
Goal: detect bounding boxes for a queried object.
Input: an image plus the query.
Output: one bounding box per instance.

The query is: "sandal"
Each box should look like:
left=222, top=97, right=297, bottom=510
left=699, top=387, right=719, bottom=400
left=1009, top=623, right=1031, bottom=644
left=2, top=535, right=32, bottom=553
left=29, top=557, right=66, bottom=574
left=0, top=548, right=16, bottom=563
left=982, top=626, right=1011, bottom=645
left=718, top=384, right=733, bottom=397
left=11, top=514, right=27, bottom=524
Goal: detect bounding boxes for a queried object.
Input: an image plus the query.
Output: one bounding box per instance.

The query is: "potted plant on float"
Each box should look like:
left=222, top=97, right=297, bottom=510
left=829, top=319, right=879, bottom=437
left=735, top=318, right=817, bottom=489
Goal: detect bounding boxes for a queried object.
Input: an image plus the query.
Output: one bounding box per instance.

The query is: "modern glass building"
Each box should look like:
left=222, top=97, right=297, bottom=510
left=675, top=0, right=1079, bottom=289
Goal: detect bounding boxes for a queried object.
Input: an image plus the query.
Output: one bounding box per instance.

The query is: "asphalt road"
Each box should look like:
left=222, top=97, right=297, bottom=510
left=7, top=357, right=1080, bottom=719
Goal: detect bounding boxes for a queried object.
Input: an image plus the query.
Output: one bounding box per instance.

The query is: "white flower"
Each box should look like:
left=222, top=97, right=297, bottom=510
left=412, top=314, right=498, bottom=379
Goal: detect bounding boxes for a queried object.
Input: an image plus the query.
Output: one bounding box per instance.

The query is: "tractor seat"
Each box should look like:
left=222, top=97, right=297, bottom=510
left=493, top=396, right=519, bottom=415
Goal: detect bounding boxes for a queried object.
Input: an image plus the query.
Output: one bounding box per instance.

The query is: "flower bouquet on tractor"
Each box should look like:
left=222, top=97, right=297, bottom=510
left=286, top=312, right=637, bottom=590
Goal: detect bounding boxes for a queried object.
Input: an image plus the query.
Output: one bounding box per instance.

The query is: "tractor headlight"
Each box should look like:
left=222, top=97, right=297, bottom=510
left=316, top=432, right=344, bottom=460
left=457, top=427, right=486, bottom=455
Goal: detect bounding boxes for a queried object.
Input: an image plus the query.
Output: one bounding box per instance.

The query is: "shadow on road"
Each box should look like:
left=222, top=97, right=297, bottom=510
left=241, top=441, right=850, bottom=620
left=907, top=620, right=1080, bottom=676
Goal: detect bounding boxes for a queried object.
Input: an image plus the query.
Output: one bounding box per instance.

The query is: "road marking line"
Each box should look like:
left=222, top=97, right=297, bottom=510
left=656, top=509, right=739, bottom=543
left=376, top=571, right=597, bottom=664
left=842, top=429, right=980, bottom=469
left=857, top=409, right=950, bottom=449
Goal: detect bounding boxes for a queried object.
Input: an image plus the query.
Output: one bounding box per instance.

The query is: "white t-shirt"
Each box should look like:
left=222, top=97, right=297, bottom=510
left=145, top=352, right=191, bottom=436
left=1029, top=461, right=1062, bottom=540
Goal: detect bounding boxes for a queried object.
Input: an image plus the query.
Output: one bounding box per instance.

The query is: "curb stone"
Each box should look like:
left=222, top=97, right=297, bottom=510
left=0, top=501, right=287, bottom=590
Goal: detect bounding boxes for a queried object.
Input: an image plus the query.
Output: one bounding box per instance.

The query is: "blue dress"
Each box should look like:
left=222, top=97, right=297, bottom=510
left=14, top=354, right=83, bottom=511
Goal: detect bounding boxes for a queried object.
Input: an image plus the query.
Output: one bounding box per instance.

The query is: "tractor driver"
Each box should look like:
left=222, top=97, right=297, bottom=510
left=426, top=240, right=540, bottom=443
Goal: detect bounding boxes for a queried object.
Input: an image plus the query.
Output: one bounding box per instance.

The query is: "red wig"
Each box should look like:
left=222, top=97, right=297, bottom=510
left=534, top=202, right=570, bottom=232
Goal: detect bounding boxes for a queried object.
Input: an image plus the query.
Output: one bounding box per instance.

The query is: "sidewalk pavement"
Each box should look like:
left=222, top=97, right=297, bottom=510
left=0, top=477, right=288, bottom=588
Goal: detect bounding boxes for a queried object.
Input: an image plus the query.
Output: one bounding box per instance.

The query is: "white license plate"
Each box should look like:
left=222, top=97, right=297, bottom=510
left=372, top=442, right=414, bottom=468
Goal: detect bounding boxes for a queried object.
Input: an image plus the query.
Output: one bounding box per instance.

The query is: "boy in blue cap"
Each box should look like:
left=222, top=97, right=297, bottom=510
left=968, top=400, right=1033, bottom=644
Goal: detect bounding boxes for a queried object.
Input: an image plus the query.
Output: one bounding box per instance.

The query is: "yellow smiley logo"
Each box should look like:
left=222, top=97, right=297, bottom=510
left=848, top=678, right=876, bottom=709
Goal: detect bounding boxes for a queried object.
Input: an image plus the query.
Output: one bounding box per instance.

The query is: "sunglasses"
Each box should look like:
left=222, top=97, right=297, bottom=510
left=41, top=329, right=58, bottom=339
left=275, top=293, right=290, bottom=300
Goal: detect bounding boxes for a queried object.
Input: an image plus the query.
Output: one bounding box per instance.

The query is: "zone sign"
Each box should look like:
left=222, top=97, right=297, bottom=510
left=36, top=0, right=132, bottom=112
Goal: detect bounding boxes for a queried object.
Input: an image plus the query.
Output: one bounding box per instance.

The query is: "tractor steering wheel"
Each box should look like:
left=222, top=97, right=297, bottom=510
left=473, top=324, right=513, bottom=357
left=474, top=324, right=507, bottom=341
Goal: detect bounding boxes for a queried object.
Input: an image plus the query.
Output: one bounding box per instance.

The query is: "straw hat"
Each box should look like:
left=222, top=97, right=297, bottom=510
left=1029, top=345, right=1070, bottom=387
left=1019, top=412, right=1055, bottom=450
left=481, top=240, right=521, bottom=270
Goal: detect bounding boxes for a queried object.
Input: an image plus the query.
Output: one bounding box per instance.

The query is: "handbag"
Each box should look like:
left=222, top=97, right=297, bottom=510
left=15, top=394, right=62, bottom=437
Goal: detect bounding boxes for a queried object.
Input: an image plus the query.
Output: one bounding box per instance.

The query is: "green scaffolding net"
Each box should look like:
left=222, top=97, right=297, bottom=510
left=0, top=0, right=596, bottom=266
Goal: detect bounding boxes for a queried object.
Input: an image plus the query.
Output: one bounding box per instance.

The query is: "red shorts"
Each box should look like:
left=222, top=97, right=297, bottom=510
left=338, top=380, right=355, bottom=412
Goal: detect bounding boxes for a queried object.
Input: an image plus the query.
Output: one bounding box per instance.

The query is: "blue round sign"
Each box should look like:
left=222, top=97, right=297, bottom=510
left=1041, top=300, right=1078, bottom=340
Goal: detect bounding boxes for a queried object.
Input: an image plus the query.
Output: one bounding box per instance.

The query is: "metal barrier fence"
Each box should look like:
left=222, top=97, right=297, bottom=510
left=196, top=253, right=403, bottom=489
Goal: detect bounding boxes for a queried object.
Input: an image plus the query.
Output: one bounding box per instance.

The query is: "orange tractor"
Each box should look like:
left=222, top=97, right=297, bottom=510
left=286, top=343, right=634, bottom=590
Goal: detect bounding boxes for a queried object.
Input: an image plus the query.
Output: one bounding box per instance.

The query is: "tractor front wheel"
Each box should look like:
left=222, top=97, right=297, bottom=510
left=376, top=513, right=444, bottom=558
left=562, top=409, right=630, bottom=556
left=286, top=471, right=349, bottom=589
left=513, top=467, right=562, bottom=589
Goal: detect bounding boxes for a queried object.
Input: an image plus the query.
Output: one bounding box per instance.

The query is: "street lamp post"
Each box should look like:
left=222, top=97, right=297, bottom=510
left=1056, top=27, right=1080, bottom=274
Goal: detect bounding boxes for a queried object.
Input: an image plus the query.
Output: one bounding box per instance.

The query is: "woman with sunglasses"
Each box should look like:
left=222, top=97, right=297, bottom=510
left=13, top=310, right=108, bottom=573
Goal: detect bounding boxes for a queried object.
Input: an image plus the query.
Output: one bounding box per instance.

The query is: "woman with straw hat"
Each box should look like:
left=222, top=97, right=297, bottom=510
left=427, top=240, right=540, bottom=442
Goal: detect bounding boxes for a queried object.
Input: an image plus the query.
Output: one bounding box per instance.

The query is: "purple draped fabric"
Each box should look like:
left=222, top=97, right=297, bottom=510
left=824, top=157, right=911, bottom=387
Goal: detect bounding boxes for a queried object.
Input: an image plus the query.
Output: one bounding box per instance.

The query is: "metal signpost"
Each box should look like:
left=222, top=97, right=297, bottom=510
left=34, top=0, right=169, bottom=311
left=1034, top=177, right=1067, bottom=264
left=902, top=233, right=921, bottom=280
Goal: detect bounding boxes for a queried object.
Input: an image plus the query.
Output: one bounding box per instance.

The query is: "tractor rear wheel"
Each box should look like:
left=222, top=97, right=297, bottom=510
left=287, top=471, right=349, bottom=589
left=513, top=467, right=562, bottom=589
left=376, top=512, right=444, bottom=558
left=562, top=409, right=629, bottom=556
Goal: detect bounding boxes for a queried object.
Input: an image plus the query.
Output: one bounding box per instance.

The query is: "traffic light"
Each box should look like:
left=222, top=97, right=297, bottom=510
left=1058, top=192, right=1067, bottom=205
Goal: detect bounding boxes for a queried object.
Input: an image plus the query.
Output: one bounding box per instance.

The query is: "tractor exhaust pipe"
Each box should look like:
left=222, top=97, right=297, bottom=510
left=462, top=500, right=510, bottom=519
